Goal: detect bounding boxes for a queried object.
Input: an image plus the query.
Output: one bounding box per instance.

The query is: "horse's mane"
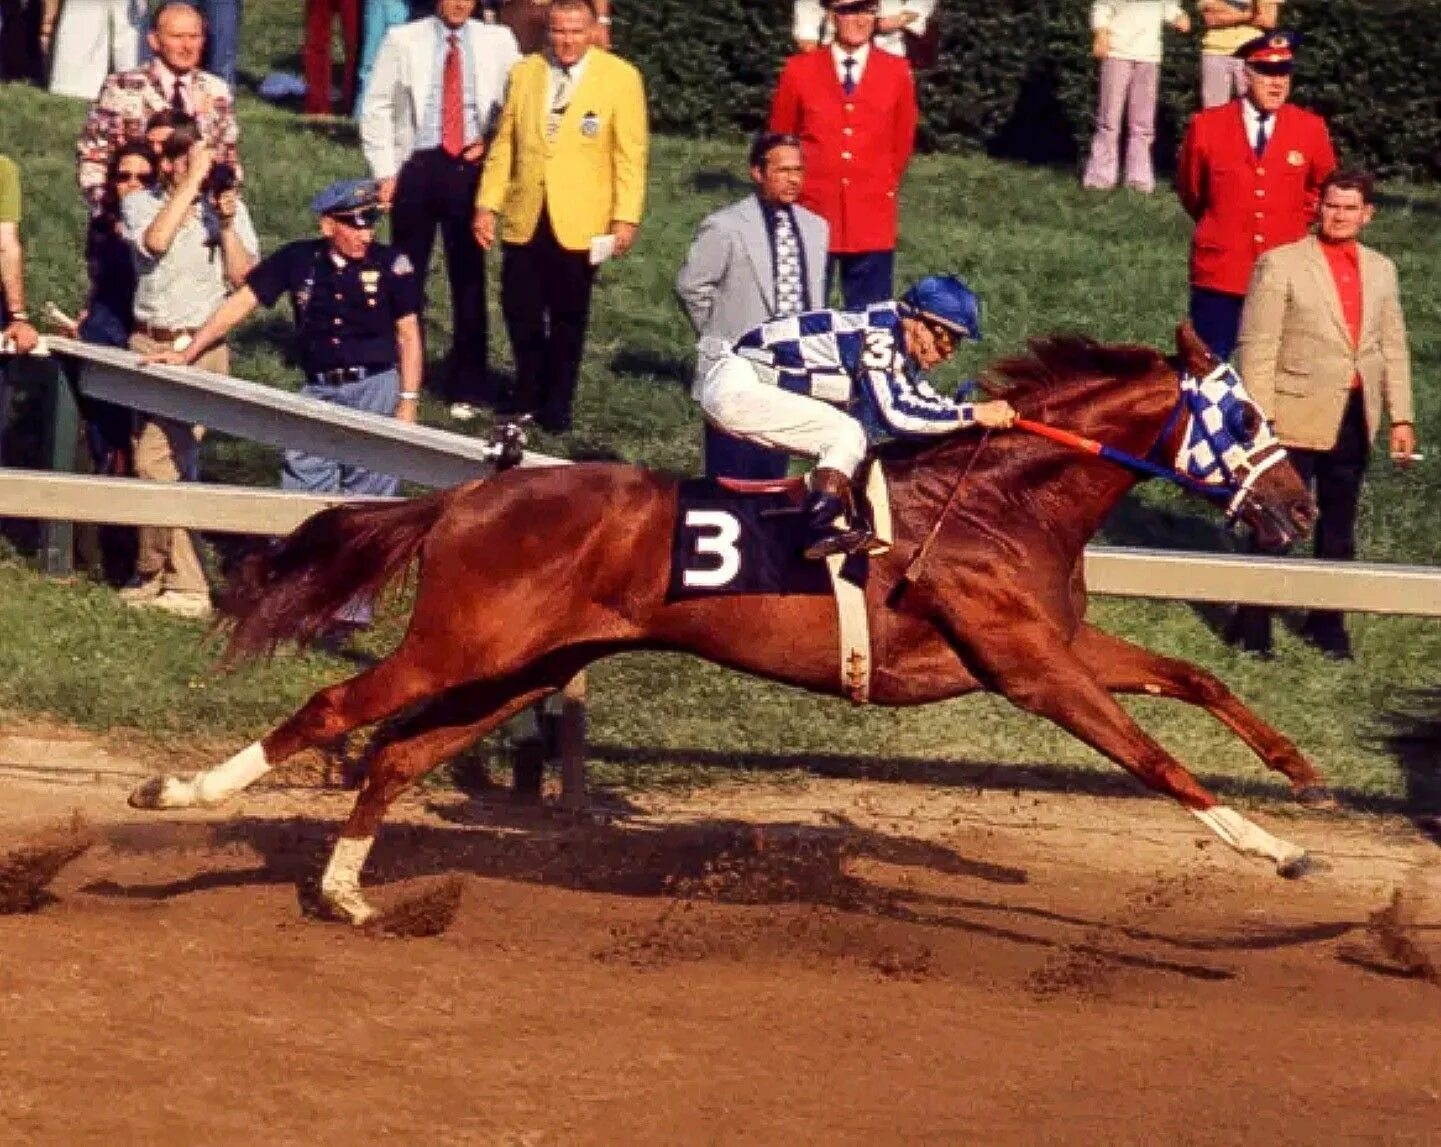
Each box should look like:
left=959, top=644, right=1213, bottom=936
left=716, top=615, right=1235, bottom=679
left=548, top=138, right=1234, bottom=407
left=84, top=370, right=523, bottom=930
left=984, top=333, right=1167, bottom=402
left=877, top=333, right=1169, bottom=466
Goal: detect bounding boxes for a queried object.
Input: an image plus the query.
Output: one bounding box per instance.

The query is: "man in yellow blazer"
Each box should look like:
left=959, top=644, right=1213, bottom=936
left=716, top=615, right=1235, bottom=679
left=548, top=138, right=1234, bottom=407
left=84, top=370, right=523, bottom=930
left=1229, top=169, right=1417, bottom=660
left=472, top=0, right=647, bottom=432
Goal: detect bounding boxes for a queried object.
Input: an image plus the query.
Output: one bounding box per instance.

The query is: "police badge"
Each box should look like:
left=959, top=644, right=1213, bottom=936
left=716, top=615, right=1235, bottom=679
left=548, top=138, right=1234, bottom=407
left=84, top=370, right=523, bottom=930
left=580, top=111, right=600, bottom=139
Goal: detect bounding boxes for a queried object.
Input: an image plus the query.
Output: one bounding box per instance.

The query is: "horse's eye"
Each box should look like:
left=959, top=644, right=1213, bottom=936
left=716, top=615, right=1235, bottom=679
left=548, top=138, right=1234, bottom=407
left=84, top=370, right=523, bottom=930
left=1225, top=403, right=1263, bottom=444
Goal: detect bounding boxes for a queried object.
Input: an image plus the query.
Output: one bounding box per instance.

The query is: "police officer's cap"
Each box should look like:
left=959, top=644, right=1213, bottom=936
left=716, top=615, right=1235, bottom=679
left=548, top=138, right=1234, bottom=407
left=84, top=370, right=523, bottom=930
left=1235, top=31, right=1300, bottom=75
left=901, top=275, right=982, bottom=342
left=311, top=178, right=382, bottom=227
left=823, top=0, right=880, bottom=13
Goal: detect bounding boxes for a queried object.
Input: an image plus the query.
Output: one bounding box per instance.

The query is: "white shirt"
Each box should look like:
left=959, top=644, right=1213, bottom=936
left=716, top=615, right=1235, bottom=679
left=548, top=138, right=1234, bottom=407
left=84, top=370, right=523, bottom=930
left=1090, top=1, right=1183, bottom=64
left=831, top=41, right=871, bottom=88
left=549, top=47, right=591, bottom=102
left=123, top=189, right=260, bottom=328
left=1241, top=98, right=1275, bottom=150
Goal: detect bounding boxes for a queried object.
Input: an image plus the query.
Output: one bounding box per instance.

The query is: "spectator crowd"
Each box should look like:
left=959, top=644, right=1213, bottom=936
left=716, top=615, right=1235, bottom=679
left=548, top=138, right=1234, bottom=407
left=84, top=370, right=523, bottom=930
left=0, top=0, right=1420, bottom=661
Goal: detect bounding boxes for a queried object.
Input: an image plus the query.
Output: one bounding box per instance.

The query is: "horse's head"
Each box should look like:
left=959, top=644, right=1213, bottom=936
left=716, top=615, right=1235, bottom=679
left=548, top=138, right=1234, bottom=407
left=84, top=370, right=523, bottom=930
left=1163, top=322, right=1316, bottom=553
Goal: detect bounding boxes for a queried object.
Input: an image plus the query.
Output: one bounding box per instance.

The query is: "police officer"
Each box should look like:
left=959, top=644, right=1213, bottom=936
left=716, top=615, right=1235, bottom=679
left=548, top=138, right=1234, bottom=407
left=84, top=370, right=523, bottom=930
left=147, top=178, right=423, bottom=500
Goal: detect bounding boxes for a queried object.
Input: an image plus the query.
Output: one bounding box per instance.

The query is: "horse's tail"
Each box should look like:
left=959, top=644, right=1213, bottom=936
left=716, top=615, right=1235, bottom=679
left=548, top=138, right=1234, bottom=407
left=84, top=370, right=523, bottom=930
left=218, top=488, right=454, bottom=663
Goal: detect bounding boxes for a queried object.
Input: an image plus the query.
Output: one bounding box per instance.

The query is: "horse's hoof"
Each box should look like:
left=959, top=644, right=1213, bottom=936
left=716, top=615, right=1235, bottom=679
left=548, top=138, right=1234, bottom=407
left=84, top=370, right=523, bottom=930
left=321, top=886, right=377, bottom=927
left=1295, top=785, right=1338, bottom=811
left=127, top=775, right=195, bottom=810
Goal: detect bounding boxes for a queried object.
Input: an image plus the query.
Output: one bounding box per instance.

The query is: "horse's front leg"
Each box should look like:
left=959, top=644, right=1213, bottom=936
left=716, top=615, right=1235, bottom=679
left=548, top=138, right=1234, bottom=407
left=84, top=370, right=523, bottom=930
left=1068, top=624, right=1332, bottom=805
left=920, top=594, right=1310, bottom=875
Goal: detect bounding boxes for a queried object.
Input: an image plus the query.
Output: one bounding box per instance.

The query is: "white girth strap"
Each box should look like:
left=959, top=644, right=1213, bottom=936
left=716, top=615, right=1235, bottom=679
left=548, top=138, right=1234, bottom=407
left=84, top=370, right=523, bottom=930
left=825, top=463, right=893, bottom=704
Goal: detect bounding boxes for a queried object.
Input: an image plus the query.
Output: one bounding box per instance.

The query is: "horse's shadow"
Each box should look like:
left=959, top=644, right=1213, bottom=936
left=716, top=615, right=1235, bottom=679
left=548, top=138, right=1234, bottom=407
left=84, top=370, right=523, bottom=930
left=80, top=801, right=1373, bottom=983
left=1370, top=686, right=1441, bottom=846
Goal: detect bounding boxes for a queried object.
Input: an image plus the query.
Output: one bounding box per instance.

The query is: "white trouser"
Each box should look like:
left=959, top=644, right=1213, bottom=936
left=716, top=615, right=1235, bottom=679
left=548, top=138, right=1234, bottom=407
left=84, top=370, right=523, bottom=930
left=49, top=0, right=144, bottom=100
left=699, top=354, right=869, bottom=478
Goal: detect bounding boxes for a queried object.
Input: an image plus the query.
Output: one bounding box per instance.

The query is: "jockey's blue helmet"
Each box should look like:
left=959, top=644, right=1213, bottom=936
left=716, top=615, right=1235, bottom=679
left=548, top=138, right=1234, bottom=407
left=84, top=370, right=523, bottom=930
left=900, top=275, right=982, bottom=342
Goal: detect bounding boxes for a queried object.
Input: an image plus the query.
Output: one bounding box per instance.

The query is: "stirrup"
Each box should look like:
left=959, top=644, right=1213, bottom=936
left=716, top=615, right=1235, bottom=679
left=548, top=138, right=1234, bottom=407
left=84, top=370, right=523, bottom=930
left=803, top=525, right=877, bottom=561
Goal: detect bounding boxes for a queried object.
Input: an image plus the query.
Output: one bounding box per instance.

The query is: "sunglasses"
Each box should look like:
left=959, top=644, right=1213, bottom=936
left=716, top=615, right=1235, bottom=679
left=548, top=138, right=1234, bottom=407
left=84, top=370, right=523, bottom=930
left=114, top=170, right=153, bottom=185
left=926, top=322, right=956, bottom=355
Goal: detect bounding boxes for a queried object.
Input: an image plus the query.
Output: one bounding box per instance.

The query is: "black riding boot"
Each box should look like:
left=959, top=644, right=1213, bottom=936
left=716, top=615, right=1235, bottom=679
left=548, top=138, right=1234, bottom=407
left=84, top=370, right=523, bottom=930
left=802, top=467, right=875, bottom=560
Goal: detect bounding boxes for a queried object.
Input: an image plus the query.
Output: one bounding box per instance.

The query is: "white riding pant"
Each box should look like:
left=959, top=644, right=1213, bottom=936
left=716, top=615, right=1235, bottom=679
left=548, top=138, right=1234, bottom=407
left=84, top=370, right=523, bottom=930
left=699, top=354, right=869, bottom=478
left=49, top=0, right=145, bottom=101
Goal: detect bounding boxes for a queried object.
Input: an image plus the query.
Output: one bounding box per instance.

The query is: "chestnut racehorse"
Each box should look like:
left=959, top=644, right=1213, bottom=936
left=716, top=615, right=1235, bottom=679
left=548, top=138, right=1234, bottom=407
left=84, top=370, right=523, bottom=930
left=131, top=324, right=1327, bottom=924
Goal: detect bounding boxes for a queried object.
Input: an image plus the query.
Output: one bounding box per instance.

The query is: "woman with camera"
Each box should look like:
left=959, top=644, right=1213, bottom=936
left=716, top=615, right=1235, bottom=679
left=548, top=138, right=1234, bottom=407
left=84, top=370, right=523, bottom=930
left=118, top=113, right=258, bottom=619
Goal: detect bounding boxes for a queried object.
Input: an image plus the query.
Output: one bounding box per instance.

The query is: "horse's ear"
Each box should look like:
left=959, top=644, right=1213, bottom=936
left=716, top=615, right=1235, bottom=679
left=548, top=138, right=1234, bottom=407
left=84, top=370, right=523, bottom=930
left=1175, top=320, right=1217, bottom=376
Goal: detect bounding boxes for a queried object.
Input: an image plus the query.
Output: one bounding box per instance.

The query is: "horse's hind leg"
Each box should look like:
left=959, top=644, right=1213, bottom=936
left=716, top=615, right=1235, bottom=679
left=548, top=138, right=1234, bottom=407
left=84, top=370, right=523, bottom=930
left=1068, top=624, right=1330, bottom=802
left=129, top=638, right=454, bottom=811
left=318, top=656, right=585, bottom=924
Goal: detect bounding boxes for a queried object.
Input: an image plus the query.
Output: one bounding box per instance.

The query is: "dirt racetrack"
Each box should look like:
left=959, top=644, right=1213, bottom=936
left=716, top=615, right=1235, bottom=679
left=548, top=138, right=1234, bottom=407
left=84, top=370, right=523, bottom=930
left=2, top=726, right=1440, bottom=1145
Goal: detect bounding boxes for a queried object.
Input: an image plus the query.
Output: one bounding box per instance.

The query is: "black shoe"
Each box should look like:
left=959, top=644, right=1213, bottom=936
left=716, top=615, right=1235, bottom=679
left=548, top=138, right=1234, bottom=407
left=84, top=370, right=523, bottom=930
left=803, top=525, right=877, bottom=561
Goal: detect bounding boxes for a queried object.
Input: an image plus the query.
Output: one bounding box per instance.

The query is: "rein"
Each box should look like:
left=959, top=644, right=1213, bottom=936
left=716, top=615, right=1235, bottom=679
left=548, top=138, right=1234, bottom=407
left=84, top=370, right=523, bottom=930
left=1013, top=417, right=1234, bottom=502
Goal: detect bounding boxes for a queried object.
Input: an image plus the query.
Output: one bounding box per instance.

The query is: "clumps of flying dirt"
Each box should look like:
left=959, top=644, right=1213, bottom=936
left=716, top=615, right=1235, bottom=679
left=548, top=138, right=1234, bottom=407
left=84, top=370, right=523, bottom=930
left=0, top=813, right=96, bottom=914
left=366, top=875, right=466, bottom=939
left=1026, top=870, right=1212, bottom=1001
left=594, top=825, right=934, bottom=978
left=1361, top=889, right=1438, bottom=986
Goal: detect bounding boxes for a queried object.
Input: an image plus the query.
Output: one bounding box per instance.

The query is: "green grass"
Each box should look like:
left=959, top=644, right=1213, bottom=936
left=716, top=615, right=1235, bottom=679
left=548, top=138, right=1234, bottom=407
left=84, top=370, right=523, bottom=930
left=1, top=0, right=1440, bottom=811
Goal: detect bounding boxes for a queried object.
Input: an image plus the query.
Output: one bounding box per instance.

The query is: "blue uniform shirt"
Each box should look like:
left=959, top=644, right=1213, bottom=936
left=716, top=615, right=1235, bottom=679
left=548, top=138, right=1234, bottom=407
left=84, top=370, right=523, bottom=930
left=731, top=302, right=976, bottom=441
left=246, top=239, right=421, bottom=375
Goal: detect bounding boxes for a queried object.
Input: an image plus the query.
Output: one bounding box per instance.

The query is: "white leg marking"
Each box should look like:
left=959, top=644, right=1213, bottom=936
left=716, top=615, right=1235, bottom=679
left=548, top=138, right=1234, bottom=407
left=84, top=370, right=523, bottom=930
left=1192, top=805, right=1307, bottom=873
left=320, top=835, right=377, bottom=925
left=193, top=741, right=271, bottom=806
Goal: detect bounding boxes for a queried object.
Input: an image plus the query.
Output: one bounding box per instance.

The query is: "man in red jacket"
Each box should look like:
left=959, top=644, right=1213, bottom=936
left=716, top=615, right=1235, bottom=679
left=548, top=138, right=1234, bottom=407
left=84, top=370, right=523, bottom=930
left=769, top=0, right=918, bottom=309
left=1176, top=31, right=1335, bottom=361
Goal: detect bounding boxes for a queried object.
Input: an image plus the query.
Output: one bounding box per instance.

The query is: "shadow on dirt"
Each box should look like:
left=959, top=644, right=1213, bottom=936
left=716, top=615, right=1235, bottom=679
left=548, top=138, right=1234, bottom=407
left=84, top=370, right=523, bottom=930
left=73, top=803, right=1393, bottom=985
left=1370, top=685, right=1441, bottom=841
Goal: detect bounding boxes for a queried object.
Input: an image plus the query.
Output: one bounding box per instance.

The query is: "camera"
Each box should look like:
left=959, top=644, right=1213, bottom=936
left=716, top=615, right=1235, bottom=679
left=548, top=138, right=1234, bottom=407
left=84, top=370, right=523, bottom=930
left=202, top=161, right=238, bottom=197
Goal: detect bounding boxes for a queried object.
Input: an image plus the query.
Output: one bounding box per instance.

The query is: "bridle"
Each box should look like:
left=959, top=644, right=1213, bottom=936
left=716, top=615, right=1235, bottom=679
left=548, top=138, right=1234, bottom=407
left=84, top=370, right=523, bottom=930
left=1015, top=361, right=1289, bottom=527
left=904, top=359, right=1295, bottom=587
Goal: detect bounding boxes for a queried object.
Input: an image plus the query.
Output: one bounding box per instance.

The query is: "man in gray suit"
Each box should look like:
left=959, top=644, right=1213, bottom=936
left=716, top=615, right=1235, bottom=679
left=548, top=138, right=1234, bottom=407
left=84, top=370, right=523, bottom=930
left=676, top=132, right=828, bottom=478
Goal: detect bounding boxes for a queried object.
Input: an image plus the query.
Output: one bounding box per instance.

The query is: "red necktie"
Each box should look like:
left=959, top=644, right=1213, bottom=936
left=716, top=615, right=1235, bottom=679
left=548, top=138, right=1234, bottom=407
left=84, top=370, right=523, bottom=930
left=441, top=33, right=464, bottom=157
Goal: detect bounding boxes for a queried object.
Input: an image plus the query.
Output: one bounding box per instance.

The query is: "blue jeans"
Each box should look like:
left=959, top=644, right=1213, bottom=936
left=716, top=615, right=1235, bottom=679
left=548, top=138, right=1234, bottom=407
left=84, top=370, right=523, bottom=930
left=282, top=369, right=402, bottom=498
left=284, top=367, right=401, bottom=625
left=201, top=0, right=242, bottom=88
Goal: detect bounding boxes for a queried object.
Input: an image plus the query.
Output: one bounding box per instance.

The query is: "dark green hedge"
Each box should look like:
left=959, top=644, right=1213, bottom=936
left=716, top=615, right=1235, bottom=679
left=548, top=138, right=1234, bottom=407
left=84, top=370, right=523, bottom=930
left=625, top=0, right=1441, bottom=178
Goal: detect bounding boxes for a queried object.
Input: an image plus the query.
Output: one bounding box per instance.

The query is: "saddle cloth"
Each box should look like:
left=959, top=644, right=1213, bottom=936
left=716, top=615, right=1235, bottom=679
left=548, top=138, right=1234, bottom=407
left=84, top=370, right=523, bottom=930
left=667, top=464, right=893, bottom=703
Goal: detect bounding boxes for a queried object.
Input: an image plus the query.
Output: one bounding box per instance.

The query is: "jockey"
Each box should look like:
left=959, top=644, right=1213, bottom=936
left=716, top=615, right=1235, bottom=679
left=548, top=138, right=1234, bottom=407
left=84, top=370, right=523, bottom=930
left=700, top=274, right=1019, bottom=559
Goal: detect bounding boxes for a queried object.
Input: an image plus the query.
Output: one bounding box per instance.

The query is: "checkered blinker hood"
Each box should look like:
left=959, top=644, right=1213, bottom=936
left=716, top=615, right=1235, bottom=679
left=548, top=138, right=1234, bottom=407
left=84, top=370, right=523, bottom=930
left=1170, top=362, right=1288, bottom=519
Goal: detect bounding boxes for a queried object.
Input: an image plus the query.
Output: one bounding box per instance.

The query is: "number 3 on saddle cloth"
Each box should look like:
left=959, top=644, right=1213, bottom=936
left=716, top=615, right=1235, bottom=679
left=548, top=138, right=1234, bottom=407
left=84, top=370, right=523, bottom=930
left=667, top=467, right=895, bottom=703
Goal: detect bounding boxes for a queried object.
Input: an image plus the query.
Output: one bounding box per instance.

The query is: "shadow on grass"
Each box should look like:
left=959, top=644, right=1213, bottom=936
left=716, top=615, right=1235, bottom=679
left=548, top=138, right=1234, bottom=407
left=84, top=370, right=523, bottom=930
left=609, top=346, right=690, bottom=388
left=586, top=741, right=1408, bottom=816
left=1370, top=686, right=1441, bottom=843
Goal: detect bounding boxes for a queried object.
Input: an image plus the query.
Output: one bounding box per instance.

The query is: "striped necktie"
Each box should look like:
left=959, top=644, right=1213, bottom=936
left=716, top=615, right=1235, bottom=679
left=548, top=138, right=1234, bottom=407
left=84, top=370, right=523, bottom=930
left=547, top=65, right=572, bottom=143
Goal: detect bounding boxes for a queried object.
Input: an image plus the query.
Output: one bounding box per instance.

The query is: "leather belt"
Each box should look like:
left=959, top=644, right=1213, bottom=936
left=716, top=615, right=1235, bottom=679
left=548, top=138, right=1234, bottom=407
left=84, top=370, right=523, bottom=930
left=312, top=363, right=394, bottom=386
left=135, top=321, right=198, bottom=345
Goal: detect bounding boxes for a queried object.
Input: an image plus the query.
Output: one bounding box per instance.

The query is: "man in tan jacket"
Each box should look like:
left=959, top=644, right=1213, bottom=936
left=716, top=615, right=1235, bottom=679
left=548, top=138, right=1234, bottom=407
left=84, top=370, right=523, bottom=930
left=1230, top=169, right=1417, bottom=659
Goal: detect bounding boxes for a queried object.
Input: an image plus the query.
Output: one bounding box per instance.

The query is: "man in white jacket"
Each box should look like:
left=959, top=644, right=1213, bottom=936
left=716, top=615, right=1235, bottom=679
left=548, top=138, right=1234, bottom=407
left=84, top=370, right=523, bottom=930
left=360, top=0, right=519, bottom=419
